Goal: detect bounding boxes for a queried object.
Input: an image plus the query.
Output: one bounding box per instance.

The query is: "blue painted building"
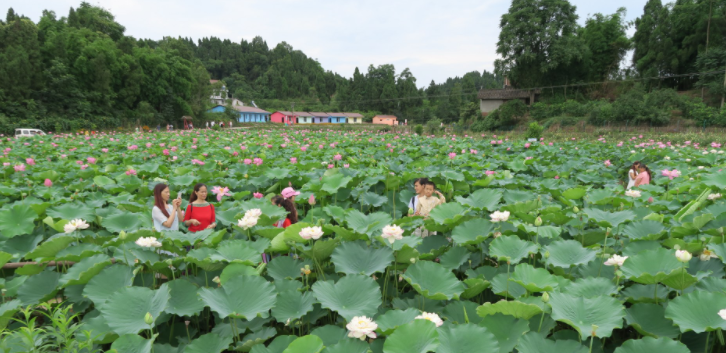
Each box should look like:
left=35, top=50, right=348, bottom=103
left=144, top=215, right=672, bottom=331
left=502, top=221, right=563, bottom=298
left=326, top=113, right=347, bottom=124
left=208, top=104, right=271, bottom=123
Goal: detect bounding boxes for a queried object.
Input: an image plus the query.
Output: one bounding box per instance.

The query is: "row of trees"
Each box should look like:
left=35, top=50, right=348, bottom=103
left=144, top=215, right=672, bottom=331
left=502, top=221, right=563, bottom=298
left=495, top=0, right=726, bottom=103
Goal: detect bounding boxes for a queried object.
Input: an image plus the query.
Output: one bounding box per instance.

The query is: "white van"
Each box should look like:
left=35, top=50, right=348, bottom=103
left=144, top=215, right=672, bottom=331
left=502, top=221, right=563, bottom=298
left=15, top=128, right=46, bottom=138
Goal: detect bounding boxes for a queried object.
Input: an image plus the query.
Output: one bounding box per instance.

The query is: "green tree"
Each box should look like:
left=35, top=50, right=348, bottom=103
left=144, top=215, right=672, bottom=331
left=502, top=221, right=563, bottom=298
left=579, top=8, right=632, bottom=81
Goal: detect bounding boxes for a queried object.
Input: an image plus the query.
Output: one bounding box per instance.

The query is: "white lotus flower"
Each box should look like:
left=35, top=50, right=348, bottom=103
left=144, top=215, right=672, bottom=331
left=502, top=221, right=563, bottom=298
left=719, top=309, right=726, bottom=320
left=299, top=226, right=324, bottom=240
left=630, top=150, right=636, bottom=153
left=703, top=151, right=709, bottom=155
left=244, top=208, right=262, bottom=219
left=237, top=216, right=258, bottom=229
left=700, top=249, right=718, bottom=261
left=625, top=189, right=641, bottom=198
left=686, top=159, right=691, bottom=162
left=346, top=316, right=377, bottom=340
left=381, top=225, right=404, bottom=244
left=490, top=211, right=510, bottom=222
left=415, top=312, right=444, bottom=327
left=136, top=236, right=162, bottom=248
left=664, top=156, right=670, bottom=160
left=708, top=193, right=722, bottom=200
left=698, top=166, right=705, bottom=170
left=64, top=219, right=90, bottom=233
left=604, top=254, right=628, bottom=267
left=675, top=250, right=692, bottom=263
left=719, top=151, right=724, bottom=154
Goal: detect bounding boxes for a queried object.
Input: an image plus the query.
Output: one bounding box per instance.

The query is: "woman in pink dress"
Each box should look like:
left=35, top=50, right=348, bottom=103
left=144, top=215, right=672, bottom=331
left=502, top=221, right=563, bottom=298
left=634, top=163, right=651, bottom=187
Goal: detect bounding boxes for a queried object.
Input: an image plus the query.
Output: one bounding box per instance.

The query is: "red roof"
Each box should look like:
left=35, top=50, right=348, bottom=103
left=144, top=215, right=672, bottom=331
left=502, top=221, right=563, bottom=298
left=210, top=79, right=220, bottom=84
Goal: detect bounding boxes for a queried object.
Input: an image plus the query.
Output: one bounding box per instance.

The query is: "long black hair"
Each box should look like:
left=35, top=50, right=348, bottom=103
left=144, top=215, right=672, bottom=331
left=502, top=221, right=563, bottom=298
left=628, top=161, right=641, bottom=173
left=279, top=198, right=298, bottom=224
left=639, top=163, right=652, bottom=179
left=153, top=183, right=170, bottom=217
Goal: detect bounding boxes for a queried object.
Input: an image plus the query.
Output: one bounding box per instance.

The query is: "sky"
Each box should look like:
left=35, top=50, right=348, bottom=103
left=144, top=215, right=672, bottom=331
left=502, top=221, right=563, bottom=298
left=7, top=0, right=649, bottom=87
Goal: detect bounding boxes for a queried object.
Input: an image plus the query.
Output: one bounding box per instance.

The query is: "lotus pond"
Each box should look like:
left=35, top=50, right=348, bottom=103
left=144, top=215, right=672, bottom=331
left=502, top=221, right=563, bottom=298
left=1, top=129, right=726, bottom=353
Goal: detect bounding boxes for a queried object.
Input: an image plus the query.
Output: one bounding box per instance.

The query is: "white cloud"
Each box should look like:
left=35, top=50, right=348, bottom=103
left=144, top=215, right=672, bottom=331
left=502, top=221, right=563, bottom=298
left=8, top=0, right=647, bottom=86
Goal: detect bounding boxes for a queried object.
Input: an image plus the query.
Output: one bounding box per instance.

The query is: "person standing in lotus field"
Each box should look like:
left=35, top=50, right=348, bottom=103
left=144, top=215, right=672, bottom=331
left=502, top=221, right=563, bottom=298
left=183, top=183, right=216, bottom=232
left=408, top=178, right=429, bottom=216
left=414, top=180, right=446, bottom=237
left=626, top=161, right=640, bottom=190
left=152, top=183, right=183, bottom=231
left=634, top=163, right=651, bottom=187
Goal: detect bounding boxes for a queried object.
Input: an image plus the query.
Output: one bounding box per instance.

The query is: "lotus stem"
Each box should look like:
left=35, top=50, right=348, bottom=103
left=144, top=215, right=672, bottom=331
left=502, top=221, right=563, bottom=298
left=589, top=335, right=594, bottom=353
left=537, top=312, right=545, bottom=332
left=597, top=231, right=610, bottom=277
left=506, top=260, right=511, bottom=301
left=654, top=284, right=658, bottom=304
left=705, top=331, right=710, bottom=353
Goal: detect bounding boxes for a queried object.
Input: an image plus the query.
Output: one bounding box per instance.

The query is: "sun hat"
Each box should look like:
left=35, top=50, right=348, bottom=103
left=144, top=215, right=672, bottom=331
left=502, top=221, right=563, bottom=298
left=281, top=187, right=300, bottom=200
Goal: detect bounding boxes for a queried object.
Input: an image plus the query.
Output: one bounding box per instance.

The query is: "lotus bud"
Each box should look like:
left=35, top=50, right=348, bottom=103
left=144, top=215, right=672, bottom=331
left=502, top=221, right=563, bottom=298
left=591, top=324, right=598, bottom=337
left=410, top=258, right=416, bottom=264
left=493, top=232, right=502, bottom=238
left=573, top=206, right=579, bottom=213
left=212, top=276, right=221, bottom=284
left=542, top=292, right=549, bottom=303
left=21, top=192, right=27, bottom=198
left=408, top=207, right=414, bottom=215
left=606, top=228, right=611, bottom=236
left=144, top=312, right=154, bottom=325
left=309, top=194, right=316, bottom=205
left=534, top=217, right=542, bottom=227
left=244, top=174, right=248, bottom=178
left=544, top=251, right=550, bottom=258
left=119, top=231, right=127, bottom=240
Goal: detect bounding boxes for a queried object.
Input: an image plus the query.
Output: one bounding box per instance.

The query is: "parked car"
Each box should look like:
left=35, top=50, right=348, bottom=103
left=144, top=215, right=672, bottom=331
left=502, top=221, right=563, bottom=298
left=15, top=128, right=46, bottom=138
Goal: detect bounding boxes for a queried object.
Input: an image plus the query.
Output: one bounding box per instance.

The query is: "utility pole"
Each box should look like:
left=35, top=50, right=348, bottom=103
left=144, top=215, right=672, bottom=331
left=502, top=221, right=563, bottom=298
left=703, top=0, right=713, bottom=100
left=291, top=102, right=295, bottom=125
left=721, top=63, right=726, bottom=109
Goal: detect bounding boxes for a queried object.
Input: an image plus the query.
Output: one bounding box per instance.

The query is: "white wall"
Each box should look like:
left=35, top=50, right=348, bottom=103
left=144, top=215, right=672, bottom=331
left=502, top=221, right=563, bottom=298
left=480, top=99, right=505, bottom=113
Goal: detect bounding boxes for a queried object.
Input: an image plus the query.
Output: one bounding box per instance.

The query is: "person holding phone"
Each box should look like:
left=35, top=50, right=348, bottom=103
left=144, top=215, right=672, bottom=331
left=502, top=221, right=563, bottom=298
left=183, top=183, right=216, bottom=232
left=152, top=183, right=183, bottom=231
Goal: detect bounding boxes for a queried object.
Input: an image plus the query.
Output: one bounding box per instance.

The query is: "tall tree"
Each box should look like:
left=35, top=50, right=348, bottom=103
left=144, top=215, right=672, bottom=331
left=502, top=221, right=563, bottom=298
left=579, top=8, right=632, bottom=81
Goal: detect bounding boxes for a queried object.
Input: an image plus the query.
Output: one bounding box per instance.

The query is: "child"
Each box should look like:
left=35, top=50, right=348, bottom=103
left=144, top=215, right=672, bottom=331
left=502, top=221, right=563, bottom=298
left=408, top=178, right=429, bottom=216
left=634, top=163, right=651, bottom=187
left=626, top=161, right=640, bottom=190
left=415, top=181, right=446, bottom=237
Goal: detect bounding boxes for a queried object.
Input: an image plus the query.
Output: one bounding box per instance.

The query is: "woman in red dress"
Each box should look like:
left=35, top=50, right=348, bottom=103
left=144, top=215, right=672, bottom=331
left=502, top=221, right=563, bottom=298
left=183, top=183, right=216, bottom=232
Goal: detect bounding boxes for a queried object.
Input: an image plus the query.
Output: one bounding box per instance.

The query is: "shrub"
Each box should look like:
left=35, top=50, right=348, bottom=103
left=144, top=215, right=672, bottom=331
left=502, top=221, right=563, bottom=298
left=530, top=102, right=552, bottom=121
left=426, top=118, right=442, bottom=134
left=470, top=120, right=487, bottom=132
left=498, top=99, right=527, bottom=125
left=612, top=87, right=646, bottom=123
left=525, top=122, right=544, bottom=139
left=560, top=99, right=587, bottom=117
left=588, top=101, right=615, bottom=125
left=414, top=124, right=424, bottom=135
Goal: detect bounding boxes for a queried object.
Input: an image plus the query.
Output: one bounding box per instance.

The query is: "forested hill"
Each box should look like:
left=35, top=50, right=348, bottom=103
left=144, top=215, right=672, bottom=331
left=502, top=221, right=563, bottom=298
left=0, top=2, right=501, bottom=133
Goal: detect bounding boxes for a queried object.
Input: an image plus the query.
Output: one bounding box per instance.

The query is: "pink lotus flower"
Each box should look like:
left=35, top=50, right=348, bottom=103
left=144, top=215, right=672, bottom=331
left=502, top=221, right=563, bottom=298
left=14, top=164, right=25, bottom=172
left=604, top=160, right=611, bottom=167
left=191, top=159, right=205, bottom=165
left=554, top=176, right=560, bottom=179
left=309, top=195, right=316, bottom=205
left=524, top=143, right=531, bottom=148
left=2, top=163, right=9, bottom=167
left=253, top=192, right=263, bottom=199
left=80, top=164, right=89, bottom=170
left=485, top=171, right=496, bottom=175
left=128, top=145, right=138, bottom=150
left=334, top=154, right=342, bottom=161
left=253, top=158, right=263, bottom=166
left=126, top=169, right=137, bottom=175
left=648, top=197, right=654, bottom=203
left=290, top=157, right=298, bottom=164
left=211, top=186, right=232, bottom=202
left=87, top=157, right=96, bottom=164
left=244, top=159, right=252, bottom=165
left=661, top=169, right=681, bottom=180
left=26, top=158, right=35, bottom=165
left=301, top=146, right=307, bottom=152
left=328, top=164, right=334, bottom=169
left=44, top=179, right=52, bottom=187
left=344, top=164, right=350, bottom=168
left=163, top=149, right=170, bottom=156
left=448, top=152, right=456, bottom=159
left=101, top=148, right=109, bottom=153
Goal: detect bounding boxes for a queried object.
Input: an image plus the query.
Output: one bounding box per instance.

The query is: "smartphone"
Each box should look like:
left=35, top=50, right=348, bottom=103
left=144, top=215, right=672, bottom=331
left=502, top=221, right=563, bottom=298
left=177, top=192, right=183, bottom=200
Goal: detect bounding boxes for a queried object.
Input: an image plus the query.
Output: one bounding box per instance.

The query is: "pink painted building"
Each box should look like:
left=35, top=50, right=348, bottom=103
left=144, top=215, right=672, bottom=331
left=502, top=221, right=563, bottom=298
left=270, top=111, right=297, bottom=124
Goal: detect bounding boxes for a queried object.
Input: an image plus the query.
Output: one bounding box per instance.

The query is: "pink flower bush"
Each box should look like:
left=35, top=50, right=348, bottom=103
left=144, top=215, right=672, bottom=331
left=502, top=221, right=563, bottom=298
left=485, top=171, right=496, bottom=175
left=524, top=143, right=531, bottom=148
left=128, top=145, right=138, bottom=150
left=344, top=164, right=350, bottom=168
left=163, top=149, right=170, bottom=156
left=101, top=148, right=109, bottom=153
left=327, top=164, right=334, bottom=169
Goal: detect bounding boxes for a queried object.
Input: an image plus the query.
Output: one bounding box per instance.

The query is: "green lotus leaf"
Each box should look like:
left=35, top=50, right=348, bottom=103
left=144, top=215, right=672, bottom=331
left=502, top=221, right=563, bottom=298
left=621, top=284, right=670, bottom=304
left=220, top=263, right=259, bottom=284
left=429, top=203, right=467, bottom=225
left=509, top=263, right=560, bottom=292
left=622, top=220, right=667, bottom=241
left=55, top=243, right=103, bottom=262
left=376, top=308, right=420, bottom=335
left=562, top=187, right=587, bottom=200
left=164, top=229, right=213, bottom=247
left=110, top=333, right=155, bottom=353
left=0, top=204, right=37, bottom=238
left=443, top=300, right=482, bottom=325
left=661, top=267, right=698, bottom=291
left=199, top=275, right=277, bottom=320
left=583, top=208, right=636, bottom=228
left=311, top=274, right=381, bottom=321
left=491, top=273, right=527, bottom=299
left=566, top=277, right=618, bottom=298
left=436, top=323, right=500, bottom=353
left=83, top=264, right=134, bottom=307
left=272, top=290, right=315, bottom=324
left=360, top=192, right=388, bottom=207
left=455, top=188, right=502, bottom=211
left=59, top=254, right=112, bottom=287
left=184, top=332, right=233, bottom=353
left=478, top=313, right=530, bottom=353
left=101, top=211, right=143, bottom=234
left=489, top=236, right=538, bottom=264
left=17, top=270, right=60, bottom=305
left=477, top=300, right=543, bottom=320
left=625, top=303, right=680, bottom=338
left=309, top=325, right=346, bottom=347
left=345, top=210, right=392, bottom=237
left=24, top=234, right=76, bottom=261
left=382, top=319, right=439, bottom=353
left=99, top=286, right=170, bottom=335
left=267, top=256, right=307, bottom=281
left=620, top=248, right=682, bottom=284
left=516, top=331, right=587, bottom=353
left=544, top=240, right=597, bottom=268
left=438, top=246, right=470, bottom=271
left=330, top=240, right=393, bottom=276
left=320, top=338, right=369, bottom=353
left=664, top=290, right=726, bottom=333
left=549, top=292, right=625, bottom=339
left=402, top=261, right=465, bottom=300
left=0, top=251, right=12, bottom=268
left=0, top=300, right=22, bottom=330
left=46, top=202, right=95, bottom=222
left=169, top=174, right=196, bottom=187
left=213, top=239, right=262, bottom=265
left=250, top=335, right=297, bottom=353
left=612, top=337, right=690, bottom=353
left=321, top=174, right=352, bottom=194
left=161, top=279, right=205, bottom=317
left=451, top=219, right=494, bottom=245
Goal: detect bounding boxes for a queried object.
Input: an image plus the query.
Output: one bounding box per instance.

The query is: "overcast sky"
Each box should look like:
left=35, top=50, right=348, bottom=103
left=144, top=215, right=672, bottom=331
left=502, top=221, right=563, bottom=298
left=7, top=0, right=648, bottom=87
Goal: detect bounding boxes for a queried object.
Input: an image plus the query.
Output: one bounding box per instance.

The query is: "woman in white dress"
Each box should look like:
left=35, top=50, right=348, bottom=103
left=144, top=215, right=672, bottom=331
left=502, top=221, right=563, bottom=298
left=626, top=161, right=641, bottom=190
